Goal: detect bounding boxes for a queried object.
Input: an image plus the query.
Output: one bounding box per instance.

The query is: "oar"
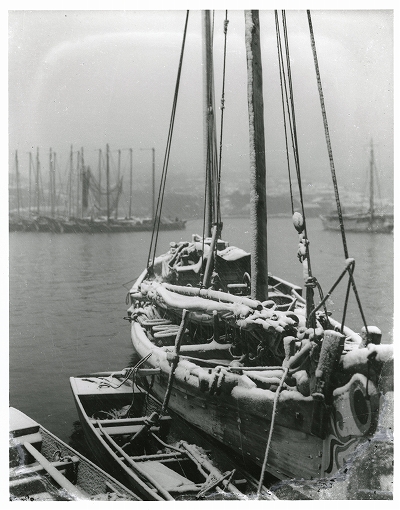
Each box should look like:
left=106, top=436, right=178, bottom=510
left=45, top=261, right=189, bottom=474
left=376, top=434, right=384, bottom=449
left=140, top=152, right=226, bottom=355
left=23, top=442, right=86, bottom=500
left=160, top=309, right=190, bottom=416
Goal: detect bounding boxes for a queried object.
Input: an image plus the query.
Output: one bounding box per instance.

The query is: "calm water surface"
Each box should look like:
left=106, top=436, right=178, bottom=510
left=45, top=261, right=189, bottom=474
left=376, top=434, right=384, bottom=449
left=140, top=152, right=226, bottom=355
left=9, top=217, right=393, bottom=447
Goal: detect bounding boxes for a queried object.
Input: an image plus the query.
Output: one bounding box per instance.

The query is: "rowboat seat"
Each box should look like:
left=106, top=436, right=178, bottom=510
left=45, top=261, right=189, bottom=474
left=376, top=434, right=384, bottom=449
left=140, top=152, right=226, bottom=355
left=140, top=461, right=199, bottom=491
left=98, top=424, right=144, bottom=436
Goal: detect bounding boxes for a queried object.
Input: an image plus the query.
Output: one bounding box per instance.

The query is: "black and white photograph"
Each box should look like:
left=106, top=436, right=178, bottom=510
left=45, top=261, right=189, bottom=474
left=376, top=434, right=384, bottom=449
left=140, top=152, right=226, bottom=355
left=7, top=1, right=394, bottom=502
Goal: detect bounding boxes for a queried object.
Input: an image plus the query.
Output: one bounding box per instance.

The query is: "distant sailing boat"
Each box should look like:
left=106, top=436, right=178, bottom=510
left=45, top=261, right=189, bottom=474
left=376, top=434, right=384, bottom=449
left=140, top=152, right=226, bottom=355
left=320, top=141, right=393, bottom=233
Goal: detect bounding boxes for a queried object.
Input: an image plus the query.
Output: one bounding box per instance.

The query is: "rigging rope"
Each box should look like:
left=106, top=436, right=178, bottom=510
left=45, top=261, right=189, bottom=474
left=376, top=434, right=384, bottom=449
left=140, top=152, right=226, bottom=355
left=306, top=10, right=369, bottom=333
left=147, top=11, right=190, bottom=270
left=281, top=10, right=313, bottom=279
left=216, top=11, right=229, bottom=227
left=274, top=11, right=295, bottom=216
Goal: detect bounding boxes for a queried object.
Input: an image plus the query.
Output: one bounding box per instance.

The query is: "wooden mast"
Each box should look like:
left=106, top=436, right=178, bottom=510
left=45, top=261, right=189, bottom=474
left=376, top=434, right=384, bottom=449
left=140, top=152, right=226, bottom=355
left=53, top=152, right=57, bottom=217
left=151, top=147, right=155, bottom=222
left=15, top=150, right=20, bottom=216
left=369, top=139, right=375, bottom=221
left=49, top=148, right=53, bottom=217
left=76, top=149, right=80, bottom=218
left=69, top=145, right=73, bottom=218
left=28, top=151, right=32, bottom=215
left=81, top=147, right=85, bottom=218
left=36, top=147, right=40, bottom=214
left=106, top=144, right=110, bottom=223
left=116, top=149, right=121, bottom=219
left=129, top=148, right=133, bottom=219
left=202, top=10, right=218, bottom=239
left=245, top=10, right=269, bottom=301
left=98, top=148, right=102, bottom=213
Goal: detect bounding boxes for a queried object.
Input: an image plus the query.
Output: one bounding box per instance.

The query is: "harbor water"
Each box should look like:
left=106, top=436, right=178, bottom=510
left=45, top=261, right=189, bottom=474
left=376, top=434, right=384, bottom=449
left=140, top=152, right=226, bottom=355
left=9, top=217, right=393, bottom=450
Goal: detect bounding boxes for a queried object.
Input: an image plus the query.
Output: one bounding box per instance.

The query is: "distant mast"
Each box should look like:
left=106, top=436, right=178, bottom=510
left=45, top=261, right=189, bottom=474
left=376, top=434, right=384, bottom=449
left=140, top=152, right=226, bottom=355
left=15, top=150, right=20, bottom=216
left=129, top=148, right=133, bottom=219
left=36, top=147, right=40, bottom=214
left=28, top=152, right=33, bottom=215
left=245, top=10, right=269, bottom=301
left=106, top=144, right=110, bottom=223
left=151, top=148, right=155, bottom=222
left=115, top=149, right=121, bottom=219
left=49, top=148, right=53, bottom=217
left=76, top=150, right=80, bottom=218
left=141, top=147, right=156, bottom=222
left=369, top=139, right=375, bottom=221
left=69, top=145, right=73, bottom=218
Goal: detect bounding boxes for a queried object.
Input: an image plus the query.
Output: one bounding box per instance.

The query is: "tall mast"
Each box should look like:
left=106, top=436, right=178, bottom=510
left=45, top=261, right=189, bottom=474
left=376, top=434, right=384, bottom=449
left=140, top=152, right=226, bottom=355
left=76, top=150, right=80, bottom=218
left=49, top=148, right=54, bottom=217
left=151, top=147, right=155, bottom=222
left=129, top=148, right=133, bottom=219
left=245, top=10, right=269, bottom=301
left=369, top=139, right=374, bottom=220
left=140, top=147, right=155, bottom=221
left=106, top=144, right=110, bottom=223
left=53, top=152, right=57, bottom=217
left=81, top=147, right=85, bottom=218
left=15, top=150, right=20, bottom=216
left=202, top=10, right=219, bottom=238
left=28, top=152, right=32, bottom=215
left=98, top=149, right=102, bottom=212
left=69, top=145, right=73, bottom=218
left=36, top=147, right=40, bottom=214
left=115, top=149, right=121, bottom=219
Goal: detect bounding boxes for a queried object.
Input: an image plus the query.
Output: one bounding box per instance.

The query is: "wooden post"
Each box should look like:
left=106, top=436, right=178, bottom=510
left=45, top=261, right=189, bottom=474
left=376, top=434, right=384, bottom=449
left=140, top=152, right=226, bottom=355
left=23, top=442, right=86, bottom=500
left=311, top=330, right=345, bottom=400
left=245, top=10, right=268, bottom=302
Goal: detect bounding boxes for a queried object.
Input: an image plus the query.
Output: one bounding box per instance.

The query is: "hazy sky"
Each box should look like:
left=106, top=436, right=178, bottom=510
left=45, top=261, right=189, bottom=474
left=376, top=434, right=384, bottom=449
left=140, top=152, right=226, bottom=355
left=8, top=5, right=394, bottom=199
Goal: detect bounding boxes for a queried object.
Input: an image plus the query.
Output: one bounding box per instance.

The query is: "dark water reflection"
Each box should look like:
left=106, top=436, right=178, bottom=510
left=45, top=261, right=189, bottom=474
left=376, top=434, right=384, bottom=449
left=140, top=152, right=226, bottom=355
left=9, top=218, right=393, bottom=448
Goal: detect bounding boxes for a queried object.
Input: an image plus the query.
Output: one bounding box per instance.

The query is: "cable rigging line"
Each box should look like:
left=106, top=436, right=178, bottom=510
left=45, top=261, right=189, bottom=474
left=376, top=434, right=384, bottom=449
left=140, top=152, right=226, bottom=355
left=274, top=11, right=295, bottom=216
left=216, top=10, right=229, bottom=228
left=307, top=10, right=369, bottom=333
left=147, top=11, right=190, bottom=270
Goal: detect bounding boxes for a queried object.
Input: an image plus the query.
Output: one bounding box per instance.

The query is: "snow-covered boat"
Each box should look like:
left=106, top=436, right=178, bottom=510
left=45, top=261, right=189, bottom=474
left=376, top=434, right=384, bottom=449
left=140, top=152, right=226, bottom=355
left=70, top=366, right=275, bottom=500
left=126, top=10, right=393, bottom=487
left=9, top=407, right=140, bottom=501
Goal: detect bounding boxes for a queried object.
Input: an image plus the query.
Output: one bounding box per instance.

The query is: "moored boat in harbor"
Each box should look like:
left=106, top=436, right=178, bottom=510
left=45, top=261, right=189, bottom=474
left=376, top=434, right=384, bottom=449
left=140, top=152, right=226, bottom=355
left=9, top=407, right=140, bottom=501
left=126, top=9, right=393, bottom=488
left=70, top=364, right=275, bottom=500
left=320, top=141, right=393, bottom=233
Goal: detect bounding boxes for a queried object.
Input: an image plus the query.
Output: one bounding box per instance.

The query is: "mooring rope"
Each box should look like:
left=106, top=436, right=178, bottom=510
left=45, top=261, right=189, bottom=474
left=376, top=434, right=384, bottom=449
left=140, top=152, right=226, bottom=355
left=257, top=366, right=289, bottom=497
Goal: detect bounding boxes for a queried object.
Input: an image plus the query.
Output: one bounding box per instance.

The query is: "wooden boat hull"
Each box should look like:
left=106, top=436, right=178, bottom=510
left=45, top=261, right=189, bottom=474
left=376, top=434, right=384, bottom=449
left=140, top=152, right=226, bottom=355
left=70, top=376, right=164, bottom=500
left=70, top=371, right=273, bottom=500
left=129, top=308, right=385, bottom=482
left=9, top=407, right=140, bottom=501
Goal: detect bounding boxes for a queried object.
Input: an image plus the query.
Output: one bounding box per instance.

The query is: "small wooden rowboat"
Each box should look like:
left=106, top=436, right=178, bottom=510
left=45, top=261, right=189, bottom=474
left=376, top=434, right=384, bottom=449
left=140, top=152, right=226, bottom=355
left=70, top=365, right=276, bottom=501
left=9, top=407, right=140, bottom=501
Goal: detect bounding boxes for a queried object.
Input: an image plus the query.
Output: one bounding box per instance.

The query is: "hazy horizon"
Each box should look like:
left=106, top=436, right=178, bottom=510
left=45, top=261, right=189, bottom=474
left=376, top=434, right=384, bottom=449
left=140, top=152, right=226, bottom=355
left=8, top=9, right=394, bottom=200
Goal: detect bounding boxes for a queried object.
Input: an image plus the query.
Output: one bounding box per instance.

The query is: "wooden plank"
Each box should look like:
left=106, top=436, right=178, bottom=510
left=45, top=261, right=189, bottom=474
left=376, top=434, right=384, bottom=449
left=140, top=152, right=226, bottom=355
left=23, top=442, right=87, bottom=500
